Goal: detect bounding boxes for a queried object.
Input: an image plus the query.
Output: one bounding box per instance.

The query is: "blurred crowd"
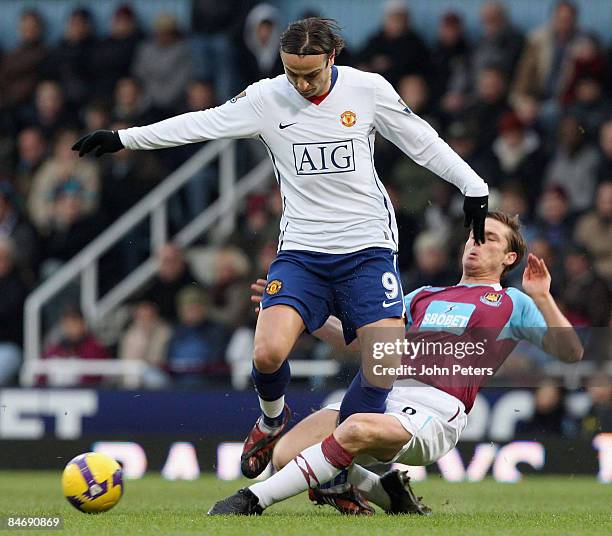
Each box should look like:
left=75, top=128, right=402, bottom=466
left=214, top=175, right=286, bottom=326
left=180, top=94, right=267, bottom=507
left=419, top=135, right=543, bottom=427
left=0, top=1, right=610, bottom=424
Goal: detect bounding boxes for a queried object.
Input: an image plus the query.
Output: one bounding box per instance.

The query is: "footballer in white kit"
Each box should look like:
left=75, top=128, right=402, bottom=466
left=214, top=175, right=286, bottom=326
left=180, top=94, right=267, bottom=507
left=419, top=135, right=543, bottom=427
left=73, top=17, right=490, bottom=481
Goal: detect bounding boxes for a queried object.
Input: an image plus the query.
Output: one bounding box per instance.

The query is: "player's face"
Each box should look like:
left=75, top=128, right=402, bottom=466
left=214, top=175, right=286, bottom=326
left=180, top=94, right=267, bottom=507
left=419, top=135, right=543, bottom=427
left=281, top=52, right=334, bottom=98
left=462, top=218, right=517, bottom=279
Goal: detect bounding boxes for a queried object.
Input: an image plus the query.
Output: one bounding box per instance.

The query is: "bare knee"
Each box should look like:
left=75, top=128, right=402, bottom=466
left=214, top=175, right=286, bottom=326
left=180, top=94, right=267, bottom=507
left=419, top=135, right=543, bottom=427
left=335, top=414, right=378, bottom=453
left=253, top=339, right=288, bottom=372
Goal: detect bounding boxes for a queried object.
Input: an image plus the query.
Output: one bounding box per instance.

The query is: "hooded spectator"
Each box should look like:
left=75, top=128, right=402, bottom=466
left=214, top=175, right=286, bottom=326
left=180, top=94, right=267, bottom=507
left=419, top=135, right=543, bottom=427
left=238, top=4, right=284, bottom=85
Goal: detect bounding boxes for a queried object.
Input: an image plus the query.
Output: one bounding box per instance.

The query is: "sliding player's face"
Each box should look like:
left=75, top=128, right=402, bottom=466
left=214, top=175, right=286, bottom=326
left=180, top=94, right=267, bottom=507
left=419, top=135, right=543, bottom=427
left=281, top=51, right=334, bottom=98
left=462, top=218, right=517, bottom=279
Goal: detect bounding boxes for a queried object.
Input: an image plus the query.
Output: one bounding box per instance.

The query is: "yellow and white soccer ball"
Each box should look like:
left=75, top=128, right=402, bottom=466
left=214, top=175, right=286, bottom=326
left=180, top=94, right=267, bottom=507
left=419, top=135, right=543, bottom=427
left=62, top=452, right=124, bottom=513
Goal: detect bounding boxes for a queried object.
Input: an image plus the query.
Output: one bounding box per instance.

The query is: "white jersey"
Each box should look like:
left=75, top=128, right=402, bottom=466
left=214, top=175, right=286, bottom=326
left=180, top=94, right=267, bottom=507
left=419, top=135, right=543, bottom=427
left=118, top=66, right=488, bottom=254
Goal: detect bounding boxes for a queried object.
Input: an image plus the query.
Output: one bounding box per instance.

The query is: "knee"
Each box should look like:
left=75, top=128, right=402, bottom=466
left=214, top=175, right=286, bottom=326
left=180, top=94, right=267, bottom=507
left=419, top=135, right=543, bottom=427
left=253, top=339, right=287, bottom=372
left=335, top=414, right=377, bottom=451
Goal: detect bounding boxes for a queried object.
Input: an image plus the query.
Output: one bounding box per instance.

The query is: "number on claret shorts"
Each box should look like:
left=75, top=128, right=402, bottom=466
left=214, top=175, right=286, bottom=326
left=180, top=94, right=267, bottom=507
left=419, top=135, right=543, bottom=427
left=382, top=272, right=399, bottom=300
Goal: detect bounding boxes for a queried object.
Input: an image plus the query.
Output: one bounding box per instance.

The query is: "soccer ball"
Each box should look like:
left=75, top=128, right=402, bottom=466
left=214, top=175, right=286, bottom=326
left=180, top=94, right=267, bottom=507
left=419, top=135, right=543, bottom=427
left=62, top=452, right=124, bottom=513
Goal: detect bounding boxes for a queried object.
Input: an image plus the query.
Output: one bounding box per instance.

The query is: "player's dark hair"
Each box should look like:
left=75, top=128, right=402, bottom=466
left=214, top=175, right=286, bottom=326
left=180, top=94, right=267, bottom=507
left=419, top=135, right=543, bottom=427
left=487, top=211, right=526, bottom=277
left=280, top=17, right=345, bottom=57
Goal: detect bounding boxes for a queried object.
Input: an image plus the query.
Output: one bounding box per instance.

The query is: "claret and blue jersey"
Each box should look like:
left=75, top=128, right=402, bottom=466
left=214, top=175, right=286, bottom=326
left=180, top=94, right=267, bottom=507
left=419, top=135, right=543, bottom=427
left=402, top=284, right=548, bottom=411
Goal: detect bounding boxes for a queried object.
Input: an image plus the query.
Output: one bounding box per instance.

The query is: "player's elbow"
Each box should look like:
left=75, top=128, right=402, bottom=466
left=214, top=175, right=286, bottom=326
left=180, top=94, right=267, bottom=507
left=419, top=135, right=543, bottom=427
left=564, top=344, right=584, bottom=363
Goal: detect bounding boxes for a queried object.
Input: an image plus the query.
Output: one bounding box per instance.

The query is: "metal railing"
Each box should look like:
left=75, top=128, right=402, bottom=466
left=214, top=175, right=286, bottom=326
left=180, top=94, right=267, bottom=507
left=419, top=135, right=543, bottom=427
left=20, top=140, right=273, bottom=386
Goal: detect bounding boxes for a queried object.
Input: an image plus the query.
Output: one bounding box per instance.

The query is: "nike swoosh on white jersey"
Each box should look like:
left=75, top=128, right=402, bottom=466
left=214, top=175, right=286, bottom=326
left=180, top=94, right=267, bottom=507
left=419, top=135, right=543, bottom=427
left=382, top=300, right=402, bottom=308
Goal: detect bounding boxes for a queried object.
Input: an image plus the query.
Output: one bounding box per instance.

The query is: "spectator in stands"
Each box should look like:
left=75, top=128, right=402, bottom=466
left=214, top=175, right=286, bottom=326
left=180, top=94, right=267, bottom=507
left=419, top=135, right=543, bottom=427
left=566, top=76, right=610, bottom=142
left=560, top=34, right=607, bottom=106
left=141, top=243, right=199, bottom=323
left=0, top=9, right=48, bottom=112
left=0, top=237, right=28, bottom=386
left=544, top=115, right=598, bottom=212
left=519, top=380, right=569, bottom=435
left=14, top=126, right=47, bottom=202
left=491, top=111, right=547, bottom=207
left=119, top=300, right=171, bottom=389
left=512, top=1, right=582, bottom=105
left=166, top=286, right=229, bottom=386
left=472, top=2, right=523, bottom=83
left=444, top=120, right=500, bottom=187
left=430, top=12, right=470, bottom=103
left=92, top=5, right=144, bottom=97
left=27, top=129, right=99, bottom=232
left=43, top=304, right=111, bottom=385
left=595, top=119, right=612, bottom=183
left=499, top=182, right=538, bottom=241
left=357, top=0, right=430, bottom=86
left=560, top=245, right=611, bottom=327
left=82, top=100, right=111, bottom=133
left=0, top=182, right=39, bottom=280
left=402, top=231, right=458, bottom=291
left=582, top=373, right=612, bottom=434
left=112, top=77, right=153, bottom=125
left=40, top=180, right=100, bottom=269
left=165, top=80, right=218, bottom=226
left=209, top=246, right=252, bottom=328
left=397, top=74, right=438, bottom=127
left=132, top=13, right=192, bottom=114
left=18, top=80, right=74, bottom=139
left=238, top=3, right=284, bottom=85
left=534, top=185, right=575, bottom=251
left=48, top=8, right=97, bottom=107
left=190, top=0, right=246, bottom=100
left=466, top=66, right=511, bottom=151
left=574, top=181, right=612, bottom=282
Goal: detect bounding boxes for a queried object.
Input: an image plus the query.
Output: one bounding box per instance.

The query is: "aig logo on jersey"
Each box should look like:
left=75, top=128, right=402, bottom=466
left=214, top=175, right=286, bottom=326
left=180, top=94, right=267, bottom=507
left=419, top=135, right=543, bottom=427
left=293, top=140, right=356, bottom=175
left=340, top=110, right=356, bottom=127
left=480, top=292, right=503, bottom=307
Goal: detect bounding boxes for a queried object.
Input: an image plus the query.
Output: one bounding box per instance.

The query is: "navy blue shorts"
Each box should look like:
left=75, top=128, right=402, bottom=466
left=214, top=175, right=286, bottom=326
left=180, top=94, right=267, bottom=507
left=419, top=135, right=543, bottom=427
left=261, top=247, right=405, bottom=344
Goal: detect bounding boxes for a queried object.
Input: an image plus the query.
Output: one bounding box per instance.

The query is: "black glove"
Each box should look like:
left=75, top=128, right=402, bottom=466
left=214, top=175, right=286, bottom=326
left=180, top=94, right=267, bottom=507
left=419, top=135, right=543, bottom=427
left=463, top=195, right=488, bottom=244
left=72, top=130, right=124, bottom=157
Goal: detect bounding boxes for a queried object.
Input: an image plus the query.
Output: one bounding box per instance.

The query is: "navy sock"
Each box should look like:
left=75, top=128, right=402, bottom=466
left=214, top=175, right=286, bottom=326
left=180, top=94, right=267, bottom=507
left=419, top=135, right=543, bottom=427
left=252, top=361, right=291, bottom=427
left=338, top=370, right=391, bottom=423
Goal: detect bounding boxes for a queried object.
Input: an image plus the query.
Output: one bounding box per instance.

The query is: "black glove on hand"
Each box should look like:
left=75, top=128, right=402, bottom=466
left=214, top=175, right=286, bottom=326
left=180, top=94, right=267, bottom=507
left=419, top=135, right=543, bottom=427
left=72, top=130, right=124, bottom=157
left=463, top=195, right=488, bottom=244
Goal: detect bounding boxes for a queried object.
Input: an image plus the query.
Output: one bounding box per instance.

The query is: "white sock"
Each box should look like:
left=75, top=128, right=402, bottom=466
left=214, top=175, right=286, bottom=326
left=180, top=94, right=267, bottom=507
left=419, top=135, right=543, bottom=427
left=249, top=443, right=342, bottom=509
left=258, top=395, right=285, bottom=433
left=348, top=465, right=391, bottom=511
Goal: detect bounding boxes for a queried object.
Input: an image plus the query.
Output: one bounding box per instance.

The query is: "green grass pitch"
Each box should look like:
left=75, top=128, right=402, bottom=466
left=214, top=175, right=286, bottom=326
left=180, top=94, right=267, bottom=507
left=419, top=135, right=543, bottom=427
left=0, top=472, right=610, bottom=535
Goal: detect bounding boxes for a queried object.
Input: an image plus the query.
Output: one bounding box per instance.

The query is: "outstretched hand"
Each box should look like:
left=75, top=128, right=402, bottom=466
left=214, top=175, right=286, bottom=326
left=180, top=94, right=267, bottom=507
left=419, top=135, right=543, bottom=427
left=522, top=253, right=551, bottom=299
left=72, top=130, right=124, bottom=157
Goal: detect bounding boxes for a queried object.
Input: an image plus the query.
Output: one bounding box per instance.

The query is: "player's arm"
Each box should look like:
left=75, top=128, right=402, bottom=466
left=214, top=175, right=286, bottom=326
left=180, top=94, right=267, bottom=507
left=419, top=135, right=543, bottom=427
left=72, top=88, right=262, bottom=156
left=373, top=75, right=489, bottom=243
left=521, top=254, right=583, bottom=363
